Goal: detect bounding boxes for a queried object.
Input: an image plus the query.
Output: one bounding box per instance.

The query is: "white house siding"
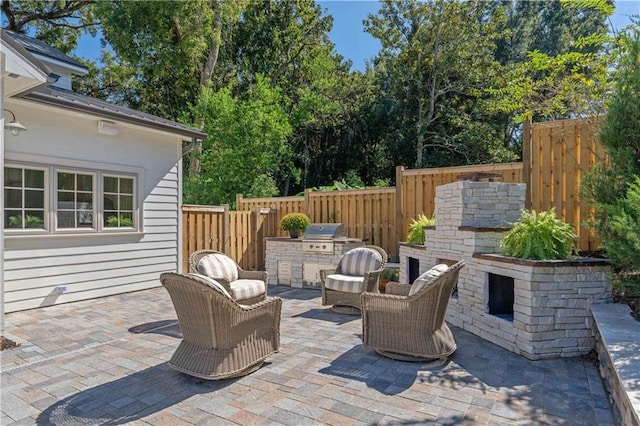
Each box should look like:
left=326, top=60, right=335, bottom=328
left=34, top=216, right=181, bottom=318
left=3, top=100, right=185, bottom=312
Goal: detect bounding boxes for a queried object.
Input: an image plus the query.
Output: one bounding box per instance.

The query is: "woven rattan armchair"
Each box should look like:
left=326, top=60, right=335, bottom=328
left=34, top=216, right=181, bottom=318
left=160, top=272, right=282, bottom=380
left=361, top=260, right=465, bottom=361
left=189, top=250, right=267, bottom=305
left=319, top=245, right=388, bottom=314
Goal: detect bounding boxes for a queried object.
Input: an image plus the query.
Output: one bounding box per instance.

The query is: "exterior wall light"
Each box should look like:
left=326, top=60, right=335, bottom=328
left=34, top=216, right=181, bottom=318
left=97, top=120, right=118, bottom=136
left=3, top=109, right=27, bottom=136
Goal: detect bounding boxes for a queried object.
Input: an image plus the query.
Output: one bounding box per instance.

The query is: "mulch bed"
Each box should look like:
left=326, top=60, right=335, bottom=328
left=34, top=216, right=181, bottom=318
left=1, top=336, right=21, bottom=351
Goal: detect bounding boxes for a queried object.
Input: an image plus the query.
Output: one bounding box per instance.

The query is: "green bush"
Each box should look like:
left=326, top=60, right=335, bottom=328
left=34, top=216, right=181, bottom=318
left=8, top=215, right=44, bottom=229
left=279, top=213, right=311, bottom=233
left=406, top=213, right=435, bottom=244
left=106, top=215, right=134, bottom=227
left=501, top=209, right=577, bottom=260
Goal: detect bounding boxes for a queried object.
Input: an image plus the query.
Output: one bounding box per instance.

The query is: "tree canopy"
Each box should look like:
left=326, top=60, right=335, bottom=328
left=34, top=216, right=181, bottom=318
left=1, top=0, right=619, bottom=205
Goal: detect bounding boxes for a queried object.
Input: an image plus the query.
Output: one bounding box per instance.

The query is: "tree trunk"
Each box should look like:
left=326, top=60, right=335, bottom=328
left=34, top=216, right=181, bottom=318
left=189, top=0, right=222, bottom=178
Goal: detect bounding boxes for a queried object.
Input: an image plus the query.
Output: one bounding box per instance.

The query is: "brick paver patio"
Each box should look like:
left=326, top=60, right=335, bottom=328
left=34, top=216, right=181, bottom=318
left=1, top=286, right=616, bottom=425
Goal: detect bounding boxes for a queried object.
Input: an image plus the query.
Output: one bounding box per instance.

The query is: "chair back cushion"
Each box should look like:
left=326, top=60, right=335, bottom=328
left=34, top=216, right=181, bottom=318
left=340, top=247, right=383, bottom=276
left=408, top=264, right=450, bottom=296
left=187, top=273, right=232, bottom=299
left=197, top=253, right=239, bottom=282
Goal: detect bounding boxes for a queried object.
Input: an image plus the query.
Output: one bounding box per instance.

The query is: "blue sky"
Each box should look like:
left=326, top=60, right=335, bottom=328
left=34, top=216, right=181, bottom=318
left=75, top=0, right=638, bottom=72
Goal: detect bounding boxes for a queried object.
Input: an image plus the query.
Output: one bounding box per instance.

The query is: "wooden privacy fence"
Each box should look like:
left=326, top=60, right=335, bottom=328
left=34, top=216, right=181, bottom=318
left=181, top=205, right=279, bottom=272
left=524, top=117, right=604, bottom=252
left=183, top=117, right=605, bottom=270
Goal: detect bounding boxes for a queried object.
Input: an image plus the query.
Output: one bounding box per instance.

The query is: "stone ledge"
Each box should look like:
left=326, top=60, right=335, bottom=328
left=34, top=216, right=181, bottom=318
left=592, top=303, right=640, bottom=426
left=473, top=253, right=610, bottom=267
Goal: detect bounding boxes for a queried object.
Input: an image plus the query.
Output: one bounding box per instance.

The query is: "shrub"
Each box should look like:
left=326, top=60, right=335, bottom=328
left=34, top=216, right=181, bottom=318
left=501, top=209, right=577, bottom=260
left=279, top=213, right=311, bottom=233
left=8, top=215, right=43, bottom=229
left=106, top=215, right=134, bottom=227
left=406, top=213, right=435, bottom=244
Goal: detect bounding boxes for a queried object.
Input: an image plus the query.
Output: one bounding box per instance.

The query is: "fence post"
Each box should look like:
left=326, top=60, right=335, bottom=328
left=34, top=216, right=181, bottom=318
left=395, top=166, right=405, bottom=261
left=222, top=204, right=231, bottom=255
left=523, top=119, right=532, bottom=210
left=251, top=206, right=261, bottom=270
left=304, top=188, right=311, bottom=218
left=236, top=193, right=243, bottom=210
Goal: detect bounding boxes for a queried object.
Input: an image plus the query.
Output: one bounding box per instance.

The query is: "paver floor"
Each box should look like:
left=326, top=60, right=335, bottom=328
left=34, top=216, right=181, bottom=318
left=0, top=285, right=617, bottom=425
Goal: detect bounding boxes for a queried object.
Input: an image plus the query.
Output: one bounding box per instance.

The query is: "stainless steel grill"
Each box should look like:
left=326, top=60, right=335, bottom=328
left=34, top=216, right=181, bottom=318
left=302, top=223, right=345, bottom=253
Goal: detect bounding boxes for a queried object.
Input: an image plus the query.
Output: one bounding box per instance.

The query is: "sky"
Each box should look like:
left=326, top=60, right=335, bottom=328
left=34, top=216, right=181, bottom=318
left=74, top=0, right=639, bottom=72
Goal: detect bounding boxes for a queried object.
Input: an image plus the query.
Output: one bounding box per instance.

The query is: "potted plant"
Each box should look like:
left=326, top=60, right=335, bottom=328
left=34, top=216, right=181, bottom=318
left=500, top=208, right=577, bottom=260
left=8, top=215, right=44, bottom=229
left=378, top=266, right=399, bottom=293
left=280, top=212, right=311, bottom=238
left=406, top=213, right=435, bottom=244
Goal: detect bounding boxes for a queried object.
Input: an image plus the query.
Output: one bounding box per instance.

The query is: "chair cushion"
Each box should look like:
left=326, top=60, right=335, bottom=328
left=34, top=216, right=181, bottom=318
left=187, top=273, right=232, bottom=299
left=340, top=247, right=383, bottom=276
left=197, top=253, right=239, bottom=282
left=408, top=264, right=450, bottom=296
left=324, top=274, right=366, bottom=293
left=229, top=279, right=266, bottom=302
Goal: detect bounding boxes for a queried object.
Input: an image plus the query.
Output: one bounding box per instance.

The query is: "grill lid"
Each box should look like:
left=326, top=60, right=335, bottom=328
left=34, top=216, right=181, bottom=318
left=302, top=223, right=345, bottom=240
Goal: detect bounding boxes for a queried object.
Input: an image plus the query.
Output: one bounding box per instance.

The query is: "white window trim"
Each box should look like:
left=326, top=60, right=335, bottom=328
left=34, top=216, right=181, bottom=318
left=54, top=168, right=97, bottom=232
left=3, top=163, right=49, bottom=235
left=4, top=153, right=144, bottom=236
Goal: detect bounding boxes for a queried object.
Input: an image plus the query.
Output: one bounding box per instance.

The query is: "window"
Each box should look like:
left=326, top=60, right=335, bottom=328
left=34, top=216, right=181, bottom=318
left=103, top=175, right=135, bottom=228
left=56, top=171, right=95, bottom=229
left=4, top=161, right=140, bottom=235
left=4, top=166, right=46, bottom=230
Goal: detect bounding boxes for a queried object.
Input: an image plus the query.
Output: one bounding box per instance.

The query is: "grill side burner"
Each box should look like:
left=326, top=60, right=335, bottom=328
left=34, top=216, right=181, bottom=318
left=302, top=223, right=345, bottom=254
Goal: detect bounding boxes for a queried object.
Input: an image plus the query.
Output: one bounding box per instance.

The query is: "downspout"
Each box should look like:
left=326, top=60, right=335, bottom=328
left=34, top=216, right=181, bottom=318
left=1, top=51, right=6, bottom=333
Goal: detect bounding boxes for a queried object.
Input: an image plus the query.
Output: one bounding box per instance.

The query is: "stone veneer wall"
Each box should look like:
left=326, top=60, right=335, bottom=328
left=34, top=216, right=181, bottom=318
left=265, top=238, right=363, bottom=288
left=399, top=180, right=611, bottom=360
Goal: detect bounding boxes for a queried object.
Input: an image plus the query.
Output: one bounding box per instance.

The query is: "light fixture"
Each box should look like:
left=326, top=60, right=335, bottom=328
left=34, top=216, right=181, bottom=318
left=3, top=109, right=27, bottom=136
left=97, top=120, right=118, bottom=136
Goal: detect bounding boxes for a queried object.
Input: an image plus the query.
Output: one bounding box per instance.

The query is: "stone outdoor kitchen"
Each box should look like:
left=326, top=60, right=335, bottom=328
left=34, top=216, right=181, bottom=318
left=399, top=180, right=611, bottom=360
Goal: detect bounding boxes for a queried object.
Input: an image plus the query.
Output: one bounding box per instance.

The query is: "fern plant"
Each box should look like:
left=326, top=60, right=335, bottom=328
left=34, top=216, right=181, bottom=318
left=8, top=215, right=43, bottom=229
left=406, top=213, right=435, bottom=244
left=501, top=209, right=577, bottom=260
left=106, top=215, right=133, bottom=227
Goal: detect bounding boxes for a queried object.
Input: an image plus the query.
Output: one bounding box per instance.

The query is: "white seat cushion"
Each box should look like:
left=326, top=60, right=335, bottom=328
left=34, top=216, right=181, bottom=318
left=187, top=273, right=232, bottom=299
left=408, top=264, right=450, bottom=296
left=197, top=253, right=239, bottom=282
left=324, top=274, right=366, bottom=293
left=340, top=247, right=383, bottom=276
left=229, top=279, right=266, bottom=301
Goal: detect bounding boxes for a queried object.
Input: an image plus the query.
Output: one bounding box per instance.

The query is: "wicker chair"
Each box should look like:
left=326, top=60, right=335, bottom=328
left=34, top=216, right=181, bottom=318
left=189, top=250, right=267, bottom=305
left=361, top=260, right=465, bottom=361
left=160, top=272, right=282, bottom=380
left=319, top=245, right=388, bottom=314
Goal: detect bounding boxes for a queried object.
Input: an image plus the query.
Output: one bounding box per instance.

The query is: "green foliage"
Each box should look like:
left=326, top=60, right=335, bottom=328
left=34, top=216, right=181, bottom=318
left=406, top=214, right=435, bottom=244
left=501, top=209, right=577, bottom=260
left=106, top=215, right=133, bottom=228
left=582, top=26, right=640, bottom=310
left=380, top=266, right=400, bottom=281
left=184, top=76, right=292, bottom=206
left=279, top=213, right=311, bottom=233
left=8, top=215, right=44, bottom=229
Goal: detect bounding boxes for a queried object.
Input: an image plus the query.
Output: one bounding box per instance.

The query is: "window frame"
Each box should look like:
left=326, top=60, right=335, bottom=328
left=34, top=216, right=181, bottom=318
left=54, top=168, right=97, bottom=232
left=4, top=155, right=143, bottom=236
left=3, top=164, right=49, bottom=234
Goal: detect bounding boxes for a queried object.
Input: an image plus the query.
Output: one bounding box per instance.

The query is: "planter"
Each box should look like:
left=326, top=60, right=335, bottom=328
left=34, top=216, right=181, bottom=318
left=288, top=230, right=300, bottom=239
left=468, top=253, right=612, bottom=360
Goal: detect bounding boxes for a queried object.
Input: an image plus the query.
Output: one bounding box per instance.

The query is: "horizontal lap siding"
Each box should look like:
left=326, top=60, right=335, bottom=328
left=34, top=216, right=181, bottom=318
left=4, top=168, right=180, bottom=312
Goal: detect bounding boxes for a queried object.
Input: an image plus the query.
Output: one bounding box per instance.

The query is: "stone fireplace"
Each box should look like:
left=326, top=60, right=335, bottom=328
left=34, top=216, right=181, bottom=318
left=399, top=180, right=611, bottom=360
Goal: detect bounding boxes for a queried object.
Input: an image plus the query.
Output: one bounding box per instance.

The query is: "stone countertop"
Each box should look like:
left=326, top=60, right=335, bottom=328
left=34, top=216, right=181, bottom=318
left=591, top=303, right=640, bottom=425
left=265, top=237, right=365, bottom=243
left=473, top=253, right=611, bottom=267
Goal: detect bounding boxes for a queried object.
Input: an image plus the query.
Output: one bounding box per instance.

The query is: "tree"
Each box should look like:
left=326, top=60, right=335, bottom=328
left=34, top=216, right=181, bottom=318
left=582, top=24, right=640, bottom=319
left=184, top=76, right=292, bottom=206
left=365, top=0, right=511, bottom=168
left=1, top=0, right=97, bottom=53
